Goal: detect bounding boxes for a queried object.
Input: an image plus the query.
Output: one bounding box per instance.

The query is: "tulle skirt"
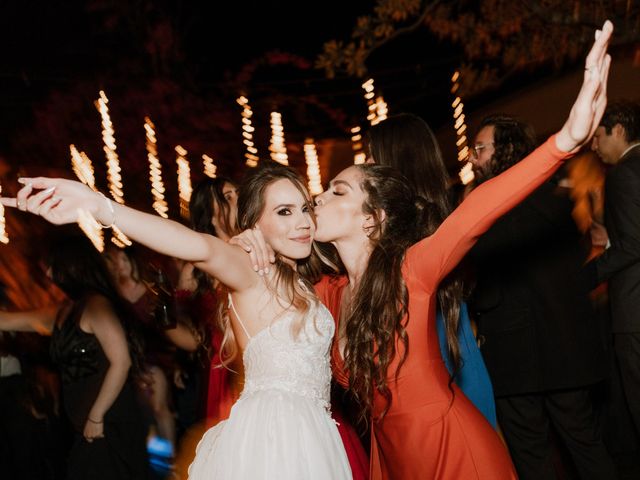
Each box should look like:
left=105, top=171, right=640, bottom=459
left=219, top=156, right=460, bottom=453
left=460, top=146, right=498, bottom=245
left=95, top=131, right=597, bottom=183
left=188, top=389, right=352, bottom=479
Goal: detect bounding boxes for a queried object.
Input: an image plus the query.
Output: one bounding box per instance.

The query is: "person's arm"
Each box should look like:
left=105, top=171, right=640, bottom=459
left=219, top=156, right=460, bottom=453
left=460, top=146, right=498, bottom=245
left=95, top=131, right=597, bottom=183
left=408, top=137, right=572, bottom=291
left=165, top=322, right=200, bottom=352
left=587, top=169, right=640, bottom=284
left=2, top=181, right=257, bottom=292
left=80, top=295, right=131, bottom=441
left=0, top=307, right=57, bottom=334
left=407, top=21, right=612, bottom=292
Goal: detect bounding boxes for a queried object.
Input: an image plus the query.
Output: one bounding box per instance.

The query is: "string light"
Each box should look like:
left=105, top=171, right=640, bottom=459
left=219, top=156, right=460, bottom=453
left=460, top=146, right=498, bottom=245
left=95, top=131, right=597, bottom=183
left=202, top=154, right=217, bottom=178
left=94, top=90, right=131, bottom=246
left=95, top=90, right=124, bottom=204
left=303, top=138, right=323, bottom=195
left=451, top=71, right=473, bottom=184
left=0, top=184, right=8, bottom=244
left=77, top=209, right=105, bottom=252
left=237, top=96, right=259, bottom=167
left=362, top=78, right=388, bottom=126
left=269, top=111, right=288, bottom=165
left=145, top=117, right=169, bottom=219
left=70, top=145, right=103, bottom=247
left=176, top=145, right=192, bottom=218
left=70, top=145, right=96, bottom=190
left=351, top=126, right=367, bottom=164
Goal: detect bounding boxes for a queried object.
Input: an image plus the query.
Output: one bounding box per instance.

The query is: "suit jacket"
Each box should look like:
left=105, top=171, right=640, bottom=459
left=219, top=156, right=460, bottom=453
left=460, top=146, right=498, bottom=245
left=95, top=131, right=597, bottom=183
left=467, top=181, right=607, bottom=397
left=591, top=145, right=640, bottom=333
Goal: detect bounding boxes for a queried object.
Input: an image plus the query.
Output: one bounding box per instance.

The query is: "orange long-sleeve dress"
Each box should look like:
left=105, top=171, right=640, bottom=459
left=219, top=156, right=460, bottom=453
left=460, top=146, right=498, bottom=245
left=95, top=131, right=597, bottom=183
left=316, top=136, right=571, bottom=479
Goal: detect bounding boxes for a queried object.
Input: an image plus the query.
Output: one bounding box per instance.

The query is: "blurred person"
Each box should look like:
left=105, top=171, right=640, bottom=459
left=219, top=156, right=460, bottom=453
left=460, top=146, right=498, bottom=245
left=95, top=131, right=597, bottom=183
left=466, top=114, right=615, bottom=479
left=0, top=235, right=148, bottom=480
left=0, top=281, right=69, bottom=480
left=5, top=163, right=353, bottom=479
left=181, top=176, right=243, bottom=425
left=586, top=100, right=640, bottom=438
left=104, top=244, right=178, bottom=456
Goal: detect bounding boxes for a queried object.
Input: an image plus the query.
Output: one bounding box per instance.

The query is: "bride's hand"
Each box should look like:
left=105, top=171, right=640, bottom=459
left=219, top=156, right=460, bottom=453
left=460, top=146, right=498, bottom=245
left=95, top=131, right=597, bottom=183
left=0, top=177, right=110, bottom=226
left=555, top=20, right=613, bottom=153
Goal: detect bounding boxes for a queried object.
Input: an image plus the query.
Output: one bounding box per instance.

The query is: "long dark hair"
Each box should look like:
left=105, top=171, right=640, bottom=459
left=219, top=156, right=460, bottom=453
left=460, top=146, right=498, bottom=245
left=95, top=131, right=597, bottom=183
left=476, top=114, right=537, bottom=181
left=367, top=113, right=464, bottom=380
left=46, top=235, right=144, bottom=375
left=342, top=164, right=428, bottom=421
left=189, top=176, right=239, bottom=295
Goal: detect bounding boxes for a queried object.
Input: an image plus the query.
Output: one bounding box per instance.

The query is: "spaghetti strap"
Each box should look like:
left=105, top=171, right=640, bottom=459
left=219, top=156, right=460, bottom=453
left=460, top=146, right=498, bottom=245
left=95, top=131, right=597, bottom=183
left=228, top=293, right=252, bottom=340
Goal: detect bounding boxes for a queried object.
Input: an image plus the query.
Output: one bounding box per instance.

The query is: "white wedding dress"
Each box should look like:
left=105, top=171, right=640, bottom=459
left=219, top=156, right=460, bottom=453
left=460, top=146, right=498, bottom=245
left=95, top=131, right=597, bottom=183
left=188, top=296, right=352, bottom=479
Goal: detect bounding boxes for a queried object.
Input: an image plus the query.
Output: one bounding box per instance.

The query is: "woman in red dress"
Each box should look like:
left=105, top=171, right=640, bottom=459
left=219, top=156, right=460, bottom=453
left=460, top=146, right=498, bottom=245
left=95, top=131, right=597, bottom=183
left=236, top=21, right=613, bottom=479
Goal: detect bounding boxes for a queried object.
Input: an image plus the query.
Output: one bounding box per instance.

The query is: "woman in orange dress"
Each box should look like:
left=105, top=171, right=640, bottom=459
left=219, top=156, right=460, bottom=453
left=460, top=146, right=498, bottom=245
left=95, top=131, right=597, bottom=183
left=234, top=21, right=612, bottom=479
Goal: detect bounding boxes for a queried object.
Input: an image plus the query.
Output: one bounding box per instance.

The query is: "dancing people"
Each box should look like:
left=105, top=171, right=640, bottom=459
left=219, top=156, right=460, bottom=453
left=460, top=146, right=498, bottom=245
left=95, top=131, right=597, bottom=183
left=3, top=164, right=352, bottom=479
left=234, top=20, right=612, bottom=479
left=0, top=236, right=148, bottom=480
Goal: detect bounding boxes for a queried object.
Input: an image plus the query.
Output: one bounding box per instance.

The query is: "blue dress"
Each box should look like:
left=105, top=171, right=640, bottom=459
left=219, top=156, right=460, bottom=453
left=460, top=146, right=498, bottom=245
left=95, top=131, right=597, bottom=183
left=436, top=303, right=497, bottom=428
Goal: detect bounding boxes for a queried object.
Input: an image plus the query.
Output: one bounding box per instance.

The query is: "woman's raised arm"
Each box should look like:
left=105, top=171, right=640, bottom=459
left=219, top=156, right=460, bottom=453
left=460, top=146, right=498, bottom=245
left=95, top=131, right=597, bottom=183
left=407, top=20, right=613, bottom=293
left=1, top=178, right=257, bottom=292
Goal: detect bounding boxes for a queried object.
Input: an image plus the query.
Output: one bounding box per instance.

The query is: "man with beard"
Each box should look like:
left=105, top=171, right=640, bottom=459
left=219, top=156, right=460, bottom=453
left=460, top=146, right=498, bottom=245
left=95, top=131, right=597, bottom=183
left=465, top=114, right=615, bottom=480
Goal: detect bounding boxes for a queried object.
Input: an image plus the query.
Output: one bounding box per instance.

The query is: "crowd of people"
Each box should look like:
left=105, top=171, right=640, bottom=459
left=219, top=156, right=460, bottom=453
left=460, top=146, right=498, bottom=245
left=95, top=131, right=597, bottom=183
left=2, top=18, right=639, bottom=480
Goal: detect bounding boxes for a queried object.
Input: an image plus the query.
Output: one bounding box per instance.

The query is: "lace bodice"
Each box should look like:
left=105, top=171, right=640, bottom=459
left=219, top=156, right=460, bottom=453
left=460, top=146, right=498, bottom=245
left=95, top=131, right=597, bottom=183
left=238, top=301, right=334, bottom=412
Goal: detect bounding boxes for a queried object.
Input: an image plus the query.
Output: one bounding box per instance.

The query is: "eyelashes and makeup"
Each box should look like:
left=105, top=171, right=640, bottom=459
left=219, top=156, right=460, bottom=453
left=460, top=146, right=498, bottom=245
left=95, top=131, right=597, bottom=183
left=276, top=205, right=313, bottom=216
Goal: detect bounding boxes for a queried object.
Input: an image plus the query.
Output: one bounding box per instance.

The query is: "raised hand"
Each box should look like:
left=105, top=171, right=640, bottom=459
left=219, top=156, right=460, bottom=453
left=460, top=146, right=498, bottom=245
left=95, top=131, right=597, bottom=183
left=0, top=177, right=110, bottom=226
left=555, top=20, right=613, bottom=152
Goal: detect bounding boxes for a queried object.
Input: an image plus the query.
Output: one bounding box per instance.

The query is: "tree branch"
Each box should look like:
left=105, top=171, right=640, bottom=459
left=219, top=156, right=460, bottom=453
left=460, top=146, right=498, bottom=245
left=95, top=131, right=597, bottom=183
left=362, top=0, right=446, bottom=64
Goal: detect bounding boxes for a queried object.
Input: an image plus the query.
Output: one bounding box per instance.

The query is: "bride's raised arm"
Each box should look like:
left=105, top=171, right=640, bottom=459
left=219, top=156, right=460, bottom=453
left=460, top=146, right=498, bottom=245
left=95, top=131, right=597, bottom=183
left=1, top=179, right=256, bottom=292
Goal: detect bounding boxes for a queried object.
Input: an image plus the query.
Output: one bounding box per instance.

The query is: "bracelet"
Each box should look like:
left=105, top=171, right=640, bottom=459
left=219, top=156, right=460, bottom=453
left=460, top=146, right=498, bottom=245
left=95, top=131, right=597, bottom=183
left=96, top=192, right=115, bottom=229
left=87, top=417, right=104, bottom=424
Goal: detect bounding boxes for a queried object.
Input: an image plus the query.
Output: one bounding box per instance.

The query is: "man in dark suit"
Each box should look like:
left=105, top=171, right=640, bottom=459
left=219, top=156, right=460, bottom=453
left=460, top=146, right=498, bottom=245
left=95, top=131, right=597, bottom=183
left=466, top=114, right=615, bottom=480
left=587, top=101, right=640, bottom=438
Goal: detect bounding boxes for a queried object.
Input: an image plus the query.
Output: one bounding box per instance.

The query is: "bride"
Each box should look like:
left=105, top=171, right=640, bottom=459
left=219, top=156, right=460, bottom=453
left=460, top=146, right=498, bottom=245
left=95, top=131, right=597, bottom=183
left=3, top=162, right=352, bottom=479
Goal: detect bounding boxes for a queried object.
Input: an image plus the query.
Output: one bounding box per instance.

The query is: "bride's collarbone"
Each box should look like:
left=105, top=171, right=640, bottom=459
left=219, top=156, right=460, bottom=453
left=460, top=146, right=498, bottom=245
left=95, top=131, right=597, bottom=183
left=229, top=285, right=308, bottom=334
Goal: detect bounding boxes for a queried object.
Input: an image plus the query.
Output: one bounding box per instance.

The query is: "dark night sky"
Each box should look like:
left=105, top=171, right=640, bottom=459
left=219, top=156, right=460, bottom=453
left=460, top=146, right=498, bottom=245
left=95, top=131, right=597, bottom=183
left=0, top=1, right=461, bottom=153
